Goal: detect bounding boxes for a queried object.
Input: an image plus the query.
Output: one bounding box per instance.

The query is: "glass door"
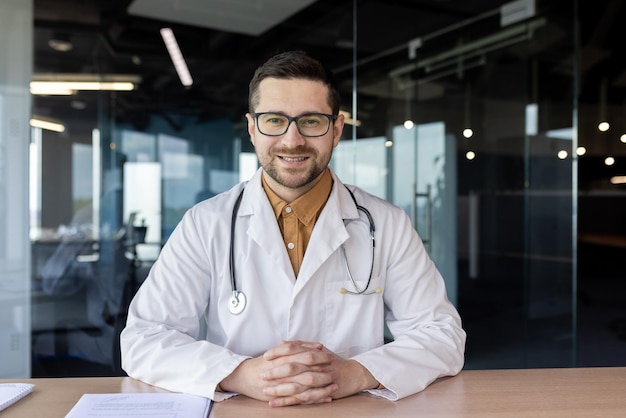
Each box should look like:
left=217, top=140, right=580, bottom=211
left=349, top=0, right=577, bottom=369
left=391, top=122, right=458, bottom=304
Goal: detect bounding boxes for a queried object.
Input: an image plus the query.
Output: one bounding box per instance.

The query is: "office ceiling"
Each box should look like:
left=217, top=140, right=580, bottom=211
left=32, top=0, right=625, bottom=155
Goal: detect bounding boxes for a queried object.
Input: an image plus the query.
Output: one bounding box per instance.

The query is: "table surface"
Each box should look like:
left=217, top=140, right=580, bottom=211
left=2, top=367, right=626, bottom=417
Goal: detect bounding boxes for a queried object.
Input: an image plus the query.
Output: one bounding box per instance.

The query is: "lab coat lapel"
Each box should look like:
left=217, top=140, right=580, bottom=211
left=240, top=171, right=295, bottom=284
left=295, top=178, right=358, bottom=290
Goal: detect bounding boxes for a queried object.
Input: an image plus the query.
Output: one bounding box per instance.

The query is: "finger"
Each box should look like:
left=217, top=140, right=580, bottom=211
left=281, top=339, right=324, bottom=350
left=263, top=343, right=330, bottom=364
left=261, top=361, right=310, bottom=380
left=262, top=365, right=336, bottom=386
left=265, top=352, right=335, bottom=376
left=268, top=384, right=338, bottom=407
left=300, top=342, right=325, bottom=350
left=264, top=342, right=325, bottom=361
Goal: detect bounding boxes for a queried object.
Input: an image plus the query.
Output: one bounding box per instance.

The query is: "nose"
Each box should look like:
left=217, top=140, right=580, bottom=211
left=281, top=120, right=306, bottom=146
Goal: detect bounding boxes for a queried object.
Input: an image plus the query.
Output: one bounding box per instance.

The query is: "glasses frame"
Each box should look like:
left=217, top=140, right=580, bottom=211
left=252, top=112, right=337, bottom=137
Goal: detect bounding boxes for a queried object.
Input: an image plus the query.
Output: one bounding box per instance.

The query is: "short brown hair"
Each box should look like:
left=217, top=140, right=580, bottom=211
left=248, top=50, right=340, bottom=115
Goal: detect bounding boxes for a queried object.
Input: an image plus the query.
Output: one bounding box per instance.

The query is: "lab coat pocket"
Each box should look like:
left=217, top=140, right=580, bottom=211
left=324, top=277, right=385, bottom=358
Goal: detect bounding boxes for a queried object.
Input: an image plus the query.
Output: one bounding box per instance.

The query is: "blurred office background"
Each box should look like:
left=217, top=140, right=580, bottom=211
left=1, top=0, right=624, bottom=378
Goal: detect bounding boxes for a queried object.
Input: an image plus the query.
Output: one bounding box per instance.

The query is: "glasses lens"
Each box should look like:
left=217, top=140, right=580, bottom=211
left=296, top=114, right=330, bottom=136
left=257, top=113, right=289, bottom=136
left=256, top=113, right=331, bottom=137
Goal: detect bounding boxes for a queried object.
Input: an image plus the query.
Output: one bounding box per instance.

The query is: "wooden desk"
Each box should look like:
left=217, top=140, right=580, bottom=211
left=3, top=367, right=626, bottom=417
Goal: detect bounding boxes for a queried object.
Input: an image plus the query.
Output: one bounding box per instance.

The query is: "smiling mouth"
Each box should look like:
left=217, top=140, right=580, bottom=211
left=279, top=156, right=308, bottom=162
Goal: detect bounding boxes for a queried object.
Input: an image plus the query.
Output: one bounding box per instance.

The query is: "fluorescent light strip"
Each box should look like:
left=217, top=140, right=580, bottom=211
left=30, top=86, right=74, bottom=95
left=30, top=118, right=65, bottom=132
left=160, top=28, right=193, bottom=87
left=30, top=81, right=135, bottom=95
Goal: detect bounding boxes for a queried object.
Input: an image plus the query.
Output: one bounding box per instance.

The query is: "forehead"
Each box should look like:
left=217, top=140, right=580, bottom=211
left=256, top=77, right=330, bottom=112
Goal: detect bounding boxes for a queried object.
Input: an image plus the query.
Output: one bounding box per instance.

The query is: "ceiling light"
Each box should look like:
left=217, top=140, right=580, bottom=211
left=48, top=33, right=73, bottom=52
left=30, top=85, right=74, bottom=95
left=30, top=118, right=65, bottom=132
left=160, top=28, right=193, bottom=87
left=339, top=110, right=361, bottom=127
left=598, top=121, right=610, bottom=132
left=30, top=74, right=139, bottom=95
left=30, top=81, right=135, bottom=95
left=610, top=176, right=626, bottom=185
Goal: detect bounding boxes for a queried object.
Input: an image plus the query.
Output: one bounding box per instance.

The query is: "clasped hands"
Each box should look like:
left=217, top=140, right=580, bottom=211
left=219, top=340, right=378, bottom=407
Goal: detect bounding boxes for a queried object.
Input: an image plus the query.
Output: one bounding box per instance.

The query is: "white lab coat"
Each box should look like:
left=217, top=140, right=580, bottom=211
left=120, top=168, right=465, bottom=401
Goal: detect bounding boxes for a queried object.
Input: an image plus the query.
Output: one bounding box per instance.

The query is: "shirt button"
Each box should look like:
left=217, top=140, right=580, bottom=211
left=287, top=242, right=295, bottom=250
left=285, top=206, right=292, bottom=213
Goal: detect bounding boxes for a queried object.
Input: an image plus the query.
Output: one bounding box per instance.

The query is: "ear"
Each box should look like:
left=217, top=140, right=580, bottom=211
left=332, top=113, right=345, bottom=148
left=245, top=113, right=256, bottom=145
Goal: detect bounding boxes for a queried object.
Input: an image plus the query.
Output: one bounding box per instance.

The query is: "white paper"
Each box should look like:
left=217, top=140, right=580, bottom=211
left=64, top=392, right=212, bottom=417
left=0, top=383, right=34, bottom=411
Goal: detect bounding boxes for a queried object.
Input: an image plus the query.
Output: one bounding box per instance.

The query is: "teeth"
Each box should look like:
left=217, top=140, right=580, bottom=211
left=282, top=156, right=306, bottom=162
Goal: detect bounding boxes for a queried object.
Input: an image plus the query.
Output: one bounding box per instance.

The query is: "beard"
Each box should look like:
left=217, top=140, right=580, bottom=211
left=260, top=145, right=330, bottom=190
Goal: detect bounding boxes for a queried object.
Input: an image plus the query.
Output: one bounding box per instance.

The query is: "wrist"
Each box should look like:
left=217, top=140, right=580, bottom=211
left=218, top=358, right=250, bottom=393
left=351, top=360, right=379, bottom=392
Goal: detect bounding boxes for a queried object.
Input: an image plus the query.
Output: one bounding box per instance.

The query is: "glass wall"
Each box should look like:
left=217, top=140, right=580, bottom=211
left=8, top=0, right=625, bottom=378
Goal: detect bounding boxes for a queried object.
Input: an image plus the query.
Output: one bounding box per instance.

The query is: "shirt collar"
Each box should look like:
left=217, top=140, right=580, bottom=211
left=262, top=169, right=333, bottom=225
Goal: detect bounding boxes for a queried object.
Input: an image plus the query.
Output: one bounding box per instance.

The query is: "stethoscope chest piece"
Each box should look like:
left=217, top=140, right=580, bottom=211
left=228, top=291, right=246, bottom=315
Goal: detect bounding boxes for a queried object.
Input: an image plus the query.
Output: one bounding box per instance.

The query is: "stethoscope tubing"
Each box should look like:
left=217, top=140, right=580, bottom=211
left=228, top=189, right=245, bottom=314
left=341, top=188, right=378, bottom=295
left=227, top=186, right=377, bottom=314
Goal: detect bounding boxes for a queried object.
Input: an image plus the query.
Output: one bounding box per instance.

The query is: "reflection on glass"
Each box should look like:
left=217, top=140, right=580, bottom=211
left=331, top=137, right=387, bottom=199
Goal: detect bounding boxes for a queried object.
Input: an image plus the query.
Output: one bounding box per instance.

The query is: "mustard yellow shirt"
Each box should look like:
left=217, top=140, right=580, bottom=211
left=262, top=169, right=332, bottom=277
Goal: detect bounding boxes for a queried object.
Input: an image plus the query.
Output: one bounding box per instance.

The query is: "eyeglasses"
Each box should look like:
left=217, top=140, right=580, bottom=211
left=252, top=112, right=337, bottom=137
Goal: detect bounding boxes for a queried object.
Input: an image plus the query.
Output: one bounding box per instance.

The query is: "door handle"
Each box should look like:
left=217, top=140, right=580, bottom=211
left=412, top=183, right=432, bottom=251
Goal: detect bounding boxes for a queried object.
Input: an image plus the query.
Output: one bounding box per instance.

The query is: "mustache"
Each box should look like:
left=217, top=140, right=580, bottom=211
left=271, top=145, right=315, bottom=155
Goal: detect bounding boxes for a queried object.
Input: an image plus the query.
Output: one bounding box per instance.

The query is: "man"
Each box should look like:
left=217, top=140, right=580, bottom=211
left=120, top=50, right=465, bottom=407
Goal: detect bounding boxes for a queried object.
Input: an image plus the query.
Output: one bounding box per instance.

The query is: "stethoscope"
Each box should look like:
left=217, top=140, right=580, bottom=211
left=227, top=186, right=379, bottom=315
